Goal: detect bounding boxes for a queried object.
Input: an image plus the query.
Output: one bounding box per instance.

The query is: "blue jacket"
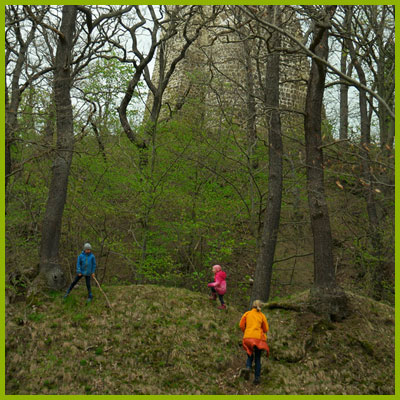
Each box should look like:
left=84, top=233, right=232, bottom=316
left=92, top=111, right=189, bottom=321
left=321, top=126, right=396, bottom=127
left=77, top=251, right=96, bottom=276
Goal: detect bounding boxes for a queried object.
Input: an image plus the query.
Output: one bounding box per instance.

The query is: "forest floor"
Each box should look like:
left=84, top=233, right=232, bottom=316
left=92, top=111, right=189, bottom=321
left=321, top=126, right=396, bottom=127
left=5, top=284, right=395, bottom=395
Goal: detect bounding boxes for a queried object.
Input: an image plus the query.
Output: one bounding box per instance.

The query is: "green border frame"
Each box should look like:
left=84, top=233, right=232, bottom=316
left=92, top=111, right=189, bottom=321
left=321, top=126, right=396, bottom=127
left=1, top=1, right=397, bottom=400
left=395, top=0, right=399, bottom=397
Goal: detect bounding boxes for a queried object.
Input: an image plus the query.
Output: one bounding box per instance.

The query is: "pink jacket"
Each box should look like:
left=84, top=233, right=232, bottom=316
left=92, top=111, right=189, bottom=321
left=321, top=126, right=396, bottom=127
left=208, top=270, right=227, bottom=295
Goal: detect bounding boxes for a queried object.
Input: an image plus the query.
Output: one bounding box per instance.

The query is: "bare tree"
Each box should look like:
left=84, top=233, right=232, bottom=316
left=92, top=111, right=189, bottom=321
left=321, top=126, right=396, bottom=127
left=142, top=6, right=221, bottom=170
left=113, top=5, right=162, bottom=149
left=38, top=5, right=78, bottom=290
left=32, top=5, right=134, bottom=290
left=240, top=4, right=395, bottom=311
left=5, top=6, right=52, bottom=200
left=303, top=6, right=348, bottom=318
left=250, top=6, right=283, bottom=304
left=229, top=7, right=261, bottom=236
left=360, top=6, right=394, bottom=150
left=342, top=5, right=390, bottom=300
left=115, top=6, right=221, bottom=168
left=115, top=6, right=221, bottom=259
left=338, top=8, right=352, bottom=141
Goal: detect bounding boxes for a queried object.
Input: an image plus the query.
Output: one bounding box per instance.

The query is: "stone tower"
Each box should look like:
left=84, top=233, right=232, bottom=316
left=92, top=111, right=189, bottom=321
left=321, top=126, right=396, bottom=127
left=147, top=5, right=309, bottom=132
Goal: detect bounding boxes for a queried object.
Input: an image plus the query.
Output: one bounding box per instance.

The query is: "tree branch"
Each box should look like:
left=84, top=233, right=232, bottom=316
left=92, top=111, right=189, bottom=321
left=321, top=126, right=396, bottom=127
left=238, top=5, right=395, bottom=120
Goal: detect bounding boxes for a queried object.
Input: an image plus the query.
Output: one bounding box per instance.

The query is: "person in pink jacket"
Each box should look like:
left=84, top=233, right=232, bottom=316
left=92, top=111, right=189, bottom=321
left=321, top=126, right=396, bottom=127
left=207, top=264, right=227, bottom=309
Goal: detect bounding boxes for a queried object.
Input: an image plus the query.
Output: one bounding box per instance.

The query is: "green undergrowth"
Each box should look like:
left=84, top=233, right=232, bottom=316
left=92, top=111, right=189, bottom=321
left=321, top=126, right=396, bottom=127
left=5, top=285, right=394, bottom=395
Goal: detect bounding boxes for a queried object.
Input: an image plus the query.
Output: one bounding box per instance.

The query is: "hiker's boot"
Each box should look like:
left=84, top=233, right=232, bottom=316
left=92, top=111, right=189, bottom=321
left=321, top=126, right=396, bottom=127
left=209, top=293, right=217, bottom=301
left=253, top=377, right=260, bottom=385
left=86, top=297, right=92, bottom=304
left=63, top=291, right=70, bottom=300
left=217, top=304, right=226, bottom=310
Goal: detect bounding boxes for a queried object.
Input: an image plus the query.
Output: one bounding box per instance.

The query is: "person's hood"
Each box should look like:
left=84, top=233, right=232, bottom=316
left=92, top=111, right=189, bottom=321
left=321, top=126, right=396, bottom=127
left=216, top=270, right=226, bottom=280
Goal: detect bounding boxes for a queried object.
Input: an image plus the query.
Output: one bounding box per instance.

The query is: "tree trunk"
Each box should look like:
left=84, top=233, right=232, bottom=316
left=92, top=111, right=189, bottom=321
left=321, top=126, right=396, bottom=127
left=339, top=6, right=353, bottom=142
left=5, top=19, right=36, bottom=201
left=5, top=7, right=49, bottom=202
left=39, top=5, right=77, bottom=290
left=339, top=50, right=349, bottom=140
left=304, top=6, right=348, bottom=319
left=356, top=68, right=382, bottom=296
left=5, top=88, right=18, bottom=201
left=243, top=36, right=258, bottom=236
left=146, top=89, right=163, bottom=172
left=373, top=7, right=395, bottom=151
left=346, top=18, right=385, bottom=300
left=250, top=6, right=282, bottom=304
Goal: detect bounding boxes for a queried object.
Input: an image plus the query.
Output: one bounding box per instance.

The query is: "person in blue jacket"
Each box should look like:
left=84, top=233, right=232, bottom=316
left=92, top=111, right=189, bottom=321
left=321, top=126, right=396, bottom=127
left=64, top=243, right=96, bottom=303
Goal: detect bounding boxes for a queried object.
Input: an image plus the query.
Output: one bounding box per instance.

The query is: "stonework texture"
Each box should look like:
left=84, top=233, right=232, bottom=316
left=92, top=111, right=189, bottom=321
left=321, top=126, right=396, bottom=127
left=147, top=5, right=309, bottom=133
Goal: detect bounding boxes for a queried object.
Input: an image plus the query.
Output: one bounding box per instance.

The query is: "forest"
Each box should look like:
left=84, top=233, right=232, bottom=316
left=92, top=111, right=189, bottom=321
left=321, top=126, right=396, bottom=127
left=5, top=5, right=395, bottom=395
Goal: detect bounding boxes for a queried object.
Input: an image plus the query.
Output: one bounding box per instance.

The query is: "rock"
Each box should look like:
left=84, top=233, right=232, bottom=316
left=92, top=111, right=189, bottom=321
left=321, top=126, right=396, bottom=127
left=308, top=287, right=350, bottom=321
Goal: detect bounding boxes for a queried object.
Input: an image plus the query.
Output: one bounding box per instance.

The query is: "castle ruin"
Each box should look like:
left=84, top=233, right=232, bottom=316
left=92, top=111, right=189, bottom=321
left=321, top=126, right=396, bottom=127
left=147, top=5, right=309, bottom=133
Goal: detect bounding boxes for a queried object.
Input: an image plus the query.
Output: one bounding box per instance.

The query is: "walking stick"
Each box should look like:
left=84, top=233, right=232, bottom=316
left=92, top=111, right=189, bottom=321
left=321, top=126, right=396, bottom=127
left=93, top=275, right=113, bottom=310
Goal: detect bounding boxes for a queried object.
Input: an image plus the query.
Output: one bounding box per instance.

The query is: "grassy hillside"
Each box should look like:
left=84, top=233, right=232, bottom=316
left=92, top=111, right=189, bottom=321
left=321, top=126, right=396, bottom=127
left=5, top=284, right=394, bottom=395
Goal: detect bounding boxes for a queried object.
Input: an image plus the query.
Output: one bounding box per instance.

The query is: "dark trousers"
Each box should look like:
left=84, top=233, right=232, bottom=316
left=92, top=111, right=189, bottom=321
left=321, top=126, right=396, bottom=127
left=67, top=275, right=92, bottom=298
left=210, top=287, right=225, bottom=305
left=246, top=347, right=262, bottom=379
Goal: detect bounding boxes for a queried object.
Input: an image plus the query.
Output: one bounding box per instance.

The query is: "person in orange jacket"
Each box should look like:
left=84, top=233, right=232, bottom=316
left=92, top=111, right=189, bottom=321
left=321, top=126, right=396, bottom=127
left=239, top=300, right=270, bottom=385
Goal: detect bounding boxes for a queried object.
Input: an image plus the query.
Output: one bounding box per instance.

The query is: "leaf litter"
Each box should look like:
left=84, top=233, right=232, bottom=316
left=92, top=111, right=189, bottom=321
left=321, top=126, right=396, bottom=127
left=5, top=285, right=394, bottom=394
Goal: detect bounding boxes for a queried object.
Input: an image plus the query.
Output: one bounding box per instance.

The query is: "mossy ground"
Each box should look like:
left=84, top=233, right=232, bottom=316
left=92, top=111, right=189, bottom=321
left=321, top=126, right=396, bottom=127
left=5, top=285, right=394, bottom=395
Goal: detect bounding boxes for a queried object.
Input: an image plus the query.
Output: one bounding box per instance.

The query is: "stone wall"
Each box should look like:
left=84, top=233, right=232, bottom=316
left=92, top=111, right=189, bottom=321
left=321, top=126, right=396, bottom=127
left=146, top=5, right=309, bottom=132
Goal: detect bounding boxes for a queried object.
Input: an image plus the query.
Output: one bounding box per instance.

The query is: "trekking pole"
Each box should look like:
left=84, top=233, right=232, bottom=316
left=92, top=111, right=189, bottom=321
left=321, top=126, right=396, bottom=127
left=93, top=275, right=113, bottom=310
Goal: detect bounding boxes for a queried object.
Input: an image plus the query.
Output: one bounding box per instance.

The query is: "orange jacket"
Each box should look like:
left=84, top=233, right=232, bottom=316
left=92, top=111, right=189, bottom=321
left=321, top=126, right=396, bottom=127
left=239, top=308, right=269, bottom=341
